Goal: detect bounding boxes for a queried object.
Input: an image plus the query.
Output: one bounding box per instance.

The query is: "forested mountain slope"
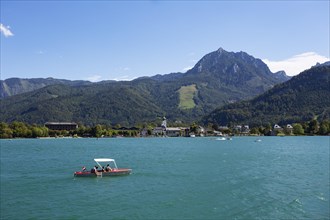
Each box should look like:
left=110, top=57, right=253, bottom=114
left=202, top=64, right=330, bottom=126
left=0, top=48, right=290, bottom=126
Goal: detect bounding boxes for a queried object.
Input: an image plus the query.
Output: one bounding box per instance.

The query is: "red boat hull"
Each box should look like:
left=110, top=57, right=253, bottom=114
left=74, top=169, right=132, bottom=177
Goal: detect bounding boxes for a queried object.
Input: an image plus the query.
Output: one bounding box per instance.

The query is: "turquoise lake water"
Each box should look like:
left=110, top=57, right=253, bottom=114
left=1, top=137, right=329, bottom=219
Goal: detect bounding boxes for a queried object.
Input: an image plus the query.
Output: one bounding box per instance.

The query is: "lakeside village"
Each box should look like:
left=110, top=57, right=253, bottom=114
left=1, top=117, right=329, bottom=139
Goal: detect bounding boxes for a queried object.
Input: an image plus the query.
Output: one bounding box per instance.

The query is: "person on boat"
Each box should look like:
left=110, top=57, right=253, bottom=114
left=91, top=166, right=101, bottom=176
left=82, top=166, right=86, bottom=171
left=91, top=166, right=98, bottom=173
left=106, top=164, right=112, bottom=172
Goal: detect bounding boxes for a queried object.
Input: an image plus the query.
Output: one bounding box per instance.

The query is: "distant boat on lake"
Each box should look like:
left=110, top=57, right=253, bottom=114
left=74, top=158, right=132, bottom=177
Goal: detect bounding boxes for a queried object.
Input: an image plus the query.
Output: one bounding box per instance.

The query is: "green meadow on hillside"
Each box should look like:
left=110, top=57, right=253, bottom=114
left=178, top=84, right=197, bottom=110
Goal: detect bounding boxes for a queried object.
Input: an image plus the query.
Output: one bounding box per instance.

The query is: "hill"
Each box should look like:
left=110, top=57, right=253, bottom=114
left=202, top=64, right=330, bottom=127
left=0, top=48, right=290, bottom=126
left=0, top=77, right=91, bottom=98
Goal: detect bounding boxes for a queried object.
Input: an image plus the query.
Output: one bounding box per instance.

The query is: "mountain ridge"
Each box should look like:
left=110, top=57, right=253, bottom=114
left=0, top=77, right=92, bottom=98
left=202, top=64, right=330, bottom=127
left=0, top=48, right=292, bottom=126
left=1, top=48, right=290, bottom=98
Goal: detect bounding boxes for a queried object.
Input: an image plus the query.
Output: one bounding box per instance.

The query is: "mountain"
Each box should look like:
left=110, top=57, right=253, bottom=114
left=186, top=48, right=286, bottom=87
left=202, top=64, right=330, bottom=127
left=313, top=61, right=330, bottom=68
left=0, top=81, right=166, bottom=126
left=0, top=48, right=291, bottom=126
left=145, top=47, right=290, bottom=115
left=274, top=71, right=291, bottom=82
left=0, top=77, right=91, bottom=98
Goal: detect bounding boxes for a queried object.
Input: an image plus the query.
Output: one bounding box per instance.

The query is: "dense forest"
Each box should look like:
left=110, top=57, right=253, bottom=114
left=203, top=65, right=330, bottom=127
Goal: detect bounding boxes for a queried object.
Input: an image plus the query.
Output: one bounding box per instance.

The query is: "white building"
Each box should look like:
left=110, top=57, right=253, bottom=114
left=274, top=124, right=282, bottom=129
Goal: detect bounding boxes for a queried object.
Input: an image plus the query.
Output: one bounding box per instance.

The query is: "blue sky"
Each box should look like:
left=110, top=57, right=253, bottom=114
left=1, top=1, right=329, bottom=81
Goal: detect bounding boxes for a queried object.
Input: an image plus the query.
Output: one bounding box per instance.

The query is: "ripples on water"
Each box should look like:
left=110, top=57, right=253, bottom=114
left=1, top=137, right=329, bottom=219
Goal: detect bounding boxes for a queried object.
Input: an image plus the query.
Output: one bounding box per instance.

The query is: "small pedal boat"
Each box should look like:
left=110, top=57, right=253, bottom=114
left=74, top=158, right=132, bottom=177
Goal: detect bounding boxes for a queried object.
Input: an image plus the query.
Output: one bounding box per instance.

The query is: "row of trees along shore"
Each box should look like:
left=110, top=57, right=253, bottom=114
left=0, top=119, right=329, bottom=139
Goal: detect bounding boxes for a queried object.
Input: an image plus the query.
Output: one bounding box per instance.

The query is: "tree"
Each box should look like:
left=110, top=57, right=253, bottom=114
left=31, top=126, right=43, bottom=138
left=10, top=121, right=31, bottom=138
left=250, top=127, right=260, bottom=135
left=190, top=122, right=198, bottom=133
left=76, top=125, right=86, bottom=136
left=319, top=120, right=330, bottom=135
left=91, top=124, right=104, bottom=137
left=293, top=123, right=304, bottom=135
left=283, top=127, right=293, bottom=136
left=0, top=122, right=13, bottom=138
left=307, top=119, right=319, bottom=135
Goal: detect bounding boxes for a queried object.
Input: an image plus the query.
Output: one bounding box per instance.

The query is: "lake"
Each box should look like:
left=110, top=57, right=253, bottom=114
left=1, top=137, right=329, bottom=219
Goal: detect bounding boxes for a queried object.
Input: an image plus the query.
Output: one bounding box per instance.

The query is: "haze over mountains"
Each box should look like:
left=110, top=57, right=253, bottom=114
left=1, top=48, right=325, bottom=127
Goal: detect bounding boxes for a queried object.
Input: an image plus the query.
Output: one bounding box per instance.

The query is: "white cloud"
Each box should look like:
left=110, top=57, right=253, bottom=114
left=85, top=73, right=137, bottom=82
left=182, top=66, right=193, bottom=72
left=263, top=52, right=329, bottom=76
left=0, top=23, right=14, bottom=37
left=86, top=75, right=102, bottom=82
left=113, top=75, right=137, bottom=81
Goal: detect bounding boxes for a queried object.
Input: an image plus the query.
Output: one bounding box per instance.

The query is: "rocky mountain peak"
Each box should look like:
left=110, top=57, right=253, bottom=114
left=313, top=61, right=330, bottom=68
left=217, top=47, right=225, bottom=54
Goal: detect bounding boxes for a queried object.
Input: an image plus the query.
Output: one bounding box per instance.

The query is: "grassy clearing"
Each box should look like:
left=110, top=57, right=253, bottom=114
left=178, top=84, right=197, bottom=110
